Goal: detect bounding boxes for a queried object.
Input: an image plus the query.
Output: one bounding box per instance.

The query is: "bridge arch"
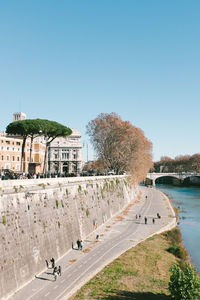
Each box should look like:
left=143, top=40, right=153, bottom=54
left=146, top=173, right=200, bottom=186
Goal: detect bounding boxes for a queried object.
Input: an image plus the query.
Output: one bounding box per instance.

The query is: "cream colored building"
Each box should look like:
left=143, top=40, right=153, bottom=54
left=0, top=112, right=83, bottom=176
left=48, top=129, right=83, bottom=175
left=0, top=133, right=46, bottom=174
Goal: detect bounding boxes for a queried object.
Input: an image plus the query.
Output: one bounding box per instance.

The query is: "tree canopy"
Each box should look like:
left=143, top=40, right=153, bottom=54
left=153, top=154, right=200, bottom=173
left=6, top=119, right=72, bottom=172
left=86, top=113, right=152, bottom=182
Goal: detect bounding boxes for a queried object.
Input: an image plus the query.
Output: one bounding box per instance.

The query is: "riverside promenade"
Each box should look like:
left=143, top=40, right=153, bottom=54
left=8, top=186, right=176, bottom=300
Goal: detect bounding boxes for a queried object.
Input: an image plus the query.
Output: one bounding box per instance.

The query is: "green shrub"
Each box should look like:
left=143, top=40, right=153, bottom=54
left=169, top=264, right=200, bottom=299
left=167, top=246, right=186, bottom=259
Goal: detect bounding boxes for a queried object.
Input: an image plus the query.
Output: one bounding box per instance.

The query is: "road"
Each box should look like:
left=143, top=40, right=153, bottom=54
left=9, top=186, right=176, bottom=300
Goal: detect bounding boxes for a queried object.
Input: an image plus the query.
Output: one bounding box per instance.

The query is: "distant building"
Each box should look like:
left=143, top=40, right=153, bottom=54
left=48, top=129, right=83, bottom=175
left=13, top=112, right=27, bottom=122
left=0, top=113, right=83, bottom=175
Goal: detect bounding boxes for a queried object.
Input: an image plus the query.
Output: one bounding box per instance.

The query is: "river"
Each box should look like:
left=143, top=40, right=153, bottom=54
left=157, top=184, right=200, bottom=273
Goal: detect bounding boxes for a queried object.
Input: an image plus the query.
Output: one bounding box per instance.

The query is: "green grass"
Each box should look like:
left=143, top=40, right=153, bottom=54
left=70, top=227, right=190, bottom=300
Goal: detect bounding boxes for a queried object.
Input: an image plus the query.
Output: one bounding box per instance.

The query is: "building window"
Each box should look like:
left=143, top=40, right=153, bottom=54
left=7, top=156, right=9, bottom=161
left=12, top=156, right=15, bottom=161
left=17, top=157, right=20, bottom=161
left=7, top=147, right=9, bottom=150
left=12, top=142, right=14, bottom=145
left=55, top=154, right=58, bottom=159
left=62, top=153, right=67, bottom=159
left=16, top=142, right=20, bottom=145
left=6, top=141, right=10, bottom=144
left=1, top=155, right=3, bottom=160
left=73, top=154, right=76, bottom=159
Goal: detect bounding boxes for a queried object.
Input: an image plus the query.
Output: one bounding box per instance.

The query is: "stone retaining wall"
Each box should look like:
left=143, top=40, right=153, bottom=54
left=0, top=176, right=139, bottom=299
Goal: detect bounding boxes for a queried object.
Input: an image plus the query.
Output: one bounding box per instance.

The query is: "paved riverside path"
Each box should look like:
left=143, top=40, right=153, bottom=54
left=8, top=186, right=176, bottom=300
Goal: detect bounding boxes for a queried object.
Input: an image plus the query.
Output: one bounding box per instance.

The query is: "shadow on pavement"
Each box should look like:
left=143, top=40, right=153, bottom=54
left=99, top=290, right=171, bottom=300
left=35, top=275, right=54, bottom=282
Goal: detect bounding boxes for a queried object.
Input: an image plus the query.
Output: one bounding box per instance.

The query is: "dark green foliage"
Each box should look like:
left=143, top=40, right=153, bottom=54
left=6, top=118, right=72, bottom=172
left=169, top=264, right=200, bottom=299
left=167, top=246, right=184, bottom=258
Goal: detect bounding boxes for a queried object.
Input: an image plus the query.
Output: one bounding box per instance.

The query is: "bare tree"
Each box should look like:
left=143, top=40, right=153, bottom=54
left=86, top=113, right=153, bottom=183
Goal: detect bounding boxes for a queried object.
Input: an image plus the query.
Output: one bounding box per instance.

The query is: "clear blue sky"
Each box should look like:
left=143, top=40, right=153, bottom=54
left=0, top=0, right=200, bottom=162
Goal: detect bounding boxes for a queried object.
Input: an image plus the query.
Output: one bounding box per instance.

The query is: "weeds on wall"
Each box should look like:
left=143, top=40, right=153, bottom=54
left=78, top=185, right=82, bottom=193
left=86, top=208, right=90, bottom=217
left=38, top=183, right=46, bottom=189
left=2, top=216, right=6, bottom=225
left=56, top=200, right=59, bottom=208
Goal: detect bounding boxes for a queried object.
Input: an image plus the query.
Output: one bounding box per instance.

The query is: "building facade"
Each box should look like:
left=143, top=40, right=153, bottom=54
left=48, top=129, right=83, bottom=175
left=0, top=133, right=46, bottom=174
left=0, top=113, right=83, bottom=176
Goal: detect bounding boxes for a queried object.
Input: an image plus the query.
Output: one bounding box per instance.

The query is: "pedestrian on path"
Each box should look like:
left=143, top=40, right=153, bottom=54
left=136, top=214, right=138, bottom=219
left=139, top=214, right=141, bottom=219
left=45, top=259, right=49, bottom=268
left=58, top=266, right=61, bottom=276
left=53, top=266, right=57, bottom=274
left=96, top=234, right=99, bottom=240
left=80, top=240, right=83, bottom=250
left=144, top=216, right=147, bottom=224
left=72, top=242, right=74, bottom=249
left=152, top=218, right=155, bottom=224
left=77, top=239, right=80, bottom=250
left=157, top=213, right=161, bottom=219
left=50, top=258, right=55, bottom=269
left=145, top=195, right=148, bottom=199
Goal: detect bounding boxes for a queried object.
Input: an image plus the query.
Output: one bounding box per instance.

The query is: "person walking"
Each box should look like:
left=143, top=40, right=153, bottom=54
left=80, top=240, right=83, bottom=250
left=157, top=213, right=161, bottom=219
left=45, top=259, right=49, bottom=268
left=77, top=239, right=80, bottom=250
left=139, top=214, right=141, bottom=219
left=144, top=216, right=147, bottom=224
left=152, top=218, right=155, bottom=224
left=58, top=266, right=61, bottom=276
left=51, top=258, right=55, bottom=269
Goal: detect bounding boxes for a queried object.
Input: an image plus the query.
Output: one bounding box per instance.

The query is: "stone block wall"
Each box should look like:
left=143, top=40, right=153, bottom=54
left=0, top=176, right=139, bottom=299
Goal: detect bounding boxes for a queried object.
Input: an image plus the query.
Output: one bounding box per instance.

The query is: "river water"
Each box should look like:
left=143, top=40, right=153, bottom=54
left=156, top=184, right=200, bottom=272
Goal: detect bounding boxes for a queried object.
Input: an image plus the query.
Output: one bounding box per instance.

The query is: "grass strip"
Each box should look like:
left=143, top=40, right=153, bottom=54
left=70, top=227, right=189, bottom=300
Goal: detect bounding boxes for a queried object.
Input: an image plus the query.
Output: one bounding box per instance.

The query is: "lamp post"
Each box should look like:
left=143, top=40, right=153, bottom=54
left=83, top=141, right=88, bottom=163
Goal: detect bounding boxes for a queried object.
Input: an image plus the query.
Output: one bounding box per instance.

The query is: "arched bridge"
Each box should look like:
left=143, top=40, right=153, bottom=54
left=146, top=172, right=200, bottom=186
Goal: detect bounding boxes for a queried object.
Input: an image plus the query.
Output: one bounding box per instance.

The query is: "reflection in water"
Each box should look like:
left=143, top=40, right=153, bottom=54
left=157, top=184, right=200, bottom=273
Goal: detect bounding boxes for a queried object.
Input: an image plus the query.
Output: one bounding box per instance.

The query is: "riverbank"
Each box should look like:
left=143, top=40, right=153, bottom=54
left=69, top=190, right=195, bottom=300
left=70, top=227, right=188, bottom=300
